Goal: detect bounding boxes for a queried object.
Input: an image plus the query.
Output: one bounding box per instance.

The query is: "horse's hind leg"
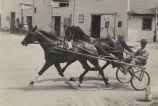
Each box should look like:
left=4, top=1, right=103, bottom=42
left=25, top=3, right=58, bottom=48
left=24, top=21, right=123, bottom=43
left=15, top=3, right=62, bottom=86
left=88, top=59, right=109, bottom=87
left=29, top=61, right=53, bottom=86
left=61, top=57, right=77, bottom=73
left=54, top=63, right=64, bottom=77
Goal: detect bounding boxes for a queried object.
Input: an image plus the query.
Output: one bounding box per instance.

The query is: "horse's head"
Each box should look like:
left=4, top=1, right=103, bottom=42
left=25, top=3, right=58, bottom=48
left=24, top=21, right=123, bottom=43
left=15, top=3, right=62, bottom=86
left=21, top=26, right=38, bottom=46
left=65, top=26, right=89, bottom=41
left=65, top=26, right=75, bottom=41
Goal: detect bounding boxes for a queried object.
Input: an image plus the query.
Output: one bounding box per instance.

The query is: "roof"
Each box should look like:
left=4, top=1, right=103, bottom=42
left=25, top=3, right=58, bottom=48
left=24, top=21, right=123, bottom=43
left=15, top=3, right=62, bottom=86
left=129, top=0, right=158, bottom=16
left=128, top=10, right=155, bottom=16
left=52, top=0, right=69, bottom=2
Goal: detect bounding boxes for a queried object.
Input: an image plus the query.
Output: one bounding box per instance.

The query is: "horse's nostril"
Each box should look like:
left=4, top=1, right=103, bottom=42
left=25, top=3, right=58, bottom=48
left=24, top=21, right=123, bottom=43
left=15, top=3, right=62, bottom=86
left=21, top=41, right=24, bottom=45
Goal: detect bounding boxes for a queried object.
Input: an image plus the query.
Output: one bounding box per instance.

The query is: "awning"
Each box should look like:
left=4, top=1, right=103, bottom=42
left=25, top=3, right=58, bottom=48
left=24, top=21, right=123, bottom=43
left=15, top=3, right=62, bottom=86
left=20, top=3, right=33, bottom=10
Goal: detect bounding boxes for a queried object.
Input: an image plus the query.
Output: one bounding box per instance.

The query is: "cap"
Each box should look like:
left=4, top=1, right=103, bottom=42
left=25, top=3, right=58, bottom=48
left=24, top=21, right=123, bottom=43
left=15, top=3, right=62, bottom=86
left=141, top=39, right=148, bottom=44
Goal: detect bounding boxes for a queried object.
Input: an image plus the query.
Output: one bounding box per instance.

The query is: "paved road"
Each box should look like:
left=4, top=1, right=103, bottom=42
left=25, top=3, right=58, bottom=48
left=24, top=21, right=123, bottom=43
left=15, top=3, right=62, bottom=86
left=0, top=32, right=158, bottom=106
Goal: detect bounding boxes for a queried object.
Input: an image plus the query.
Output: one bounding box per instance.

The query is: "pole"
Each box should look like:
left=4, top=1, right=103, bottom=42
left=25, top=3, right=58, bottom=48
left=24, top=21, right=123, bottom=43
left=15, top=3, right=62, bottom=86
left=21, top=4, right=23, bottom=23
left=114, top=12, right=117, bottom=39
left=32, top=0, right=35, bottom=26
left=72, top=0, right=76, bottom=25
left=155, top=5, right=157, bottom=41
left=50, top=0, right=53, bottom=32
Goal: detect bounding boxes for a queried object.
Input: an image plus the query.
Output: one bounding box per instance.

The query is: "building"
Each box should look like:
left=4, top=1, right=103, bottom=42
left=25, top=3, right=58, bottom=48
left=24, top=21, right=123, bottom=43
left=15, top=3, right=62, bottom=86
left=0, top=0, right=33, bottom=31
left=128, top=0, right=158, bottom=41
left=1, top=0, right=158, bottom=41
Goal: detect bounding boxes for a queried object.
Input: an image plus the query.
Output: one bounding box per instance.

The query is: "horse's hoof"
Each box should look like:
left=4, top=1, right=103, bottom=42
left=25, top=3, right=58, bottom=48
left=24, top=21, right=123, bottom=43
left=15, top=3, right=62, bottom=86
left=29, top=81, right=34, bottom=86
left=78, top=84, right=82, bottom=88
left=106, top=82, right=110, bottom=88
left=69, top=77, right=76, bottom=82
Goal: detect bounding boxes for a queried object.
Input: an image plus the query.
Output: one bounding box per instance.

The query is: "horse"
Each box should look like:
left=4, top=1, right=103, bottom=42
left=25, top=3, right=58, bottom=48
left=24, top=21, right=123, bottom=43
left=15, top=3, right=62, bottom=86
left=21, top=26, right=109, bottom=87
left=64, top=26, right=134, bottom=70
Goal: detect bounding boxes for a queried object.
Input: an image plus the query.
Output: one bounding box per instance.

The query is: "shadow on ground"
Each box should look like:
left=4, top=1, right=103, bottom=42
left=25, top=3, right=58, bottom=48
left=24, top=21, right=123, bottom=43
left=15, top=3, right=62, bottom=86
left=6, top=77, right=133, bottom=91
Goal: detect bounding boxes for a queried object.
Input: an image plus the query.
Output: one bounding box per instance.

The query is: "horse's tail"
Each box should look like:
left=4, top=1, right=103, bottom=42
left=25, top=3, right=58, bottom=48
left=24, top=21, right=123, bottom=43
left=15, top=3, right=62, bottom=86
left=120, top=41, right=134, bottom=53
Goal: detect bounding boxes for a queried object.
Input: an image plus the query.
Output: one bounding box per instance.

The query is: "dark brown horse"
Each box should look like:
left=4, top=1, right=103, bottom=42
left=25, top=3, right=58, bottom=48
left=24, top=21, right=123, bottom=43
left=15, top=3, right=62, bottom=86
left=64, top=26, right=133, bottom=71
left=21, top=27, right=109, bottom=87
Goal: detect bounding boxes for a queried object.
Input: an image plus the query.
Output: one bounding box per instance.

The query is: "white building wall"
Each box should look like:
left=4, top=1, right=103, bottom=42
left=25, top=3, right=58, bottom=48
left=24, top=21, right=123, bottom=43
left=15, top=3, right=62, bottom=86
left=0, top=0, right=21, bottom=29
left=128, top=16, right=156, bottom=41
left=23, top=9, right=33, bottom=24
left=51, top=4, right=73, bottom=35
left=0, top=0, right=33, bottom=29
left=73, top=0, right=129, bottom=39
left=34, top=0, right=51, bottom=32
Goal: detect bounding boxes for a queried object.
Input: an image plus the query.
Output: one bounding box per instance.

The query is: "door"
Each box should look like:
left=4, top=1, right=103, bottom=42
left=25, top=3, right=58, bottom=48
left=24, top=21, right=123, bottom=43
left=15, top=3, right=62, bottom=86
left=0, top=14, right=1, bottom=28
left=55, top=16, right=61, bottom=36
left=26, top=16, right=32, bottom=30
left=100, top=15, right=115, bottom=38
left=10, top=12, right=16, bottom=32
left=26, top=16, right=32, bottom=25
left=91, top=15, right=101, bottom=38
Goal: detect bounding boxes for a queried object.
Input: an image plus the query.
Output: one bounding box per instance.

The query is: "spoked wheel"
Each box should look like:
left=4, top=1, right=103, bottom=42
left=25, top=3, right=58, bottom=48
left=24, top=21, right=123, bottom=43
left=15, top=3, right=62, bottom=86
left=131, top=70, right=150, bottom=91
left=116, top=68, right=132, bottom=83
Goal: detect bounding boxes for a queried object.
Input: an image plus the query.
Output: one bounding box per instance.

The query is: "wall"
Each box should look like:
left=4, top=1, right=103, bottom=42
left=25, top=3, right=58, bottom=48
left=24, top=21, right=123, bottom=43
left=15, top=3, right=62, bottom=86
left=0, top=0, right=33, bottom=29
left=51, top=2, right=74, bottom=36
left=23, top=9, right=33, bottom=24
left=0, top=0, right=20, bottom=29
left=34, top=0, right=51, bottom=32
left=73, top=0, right=129, bottom=39
left=128, top=16, right=157, bottom=41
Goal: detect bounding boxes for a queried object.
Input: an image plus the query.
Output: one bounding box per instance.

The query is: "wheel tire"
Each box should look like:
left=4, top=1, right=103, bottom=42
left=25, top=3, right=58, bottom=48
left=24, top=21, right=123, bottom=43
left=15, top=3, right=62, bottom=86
left=116, top=68, right=132, bottom=83
left=131, top=70, right=150, bottom=91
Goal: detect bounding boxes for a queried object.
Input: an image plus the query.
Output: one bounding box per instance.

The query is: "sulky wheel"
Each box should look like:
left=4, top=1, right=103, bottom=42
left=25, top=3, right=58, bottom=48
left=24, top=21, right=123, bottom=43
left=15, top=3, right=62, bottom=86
left=131, top=70, right=150, bottom=91
left=116, top=68, right=132, bottom=83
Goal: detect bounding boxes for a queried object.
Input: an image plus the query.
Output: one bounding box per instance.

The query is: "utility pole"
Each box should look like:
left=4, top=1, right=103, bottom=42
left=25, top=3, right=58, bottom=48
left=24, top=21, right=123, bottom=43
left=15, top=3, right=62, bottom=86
left=72, top=0, right=76, bottom=25
left=50, top=0, right=53, bottom=32
left=154, top=5, right=157, bottom=42
left=32, top=0, right=35, bottom=26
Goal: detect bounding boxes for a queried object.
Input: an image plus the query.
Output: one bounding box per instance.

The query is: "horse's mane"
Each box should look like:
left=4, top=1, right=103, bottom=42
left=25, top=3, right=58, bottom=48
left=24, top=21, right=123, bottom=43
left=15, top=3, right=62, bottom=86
left=72, top=26, right=90, bottom=41
left=38, top=30, right=58, bottom=40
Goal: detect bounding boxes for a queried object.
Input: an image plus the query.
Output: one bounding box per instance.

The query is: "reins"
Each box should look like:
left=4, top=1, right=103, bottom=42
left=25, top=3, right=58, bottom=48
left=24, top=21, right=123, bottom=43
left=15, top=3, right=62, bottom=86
left=32, top=29, right=98, bottom=55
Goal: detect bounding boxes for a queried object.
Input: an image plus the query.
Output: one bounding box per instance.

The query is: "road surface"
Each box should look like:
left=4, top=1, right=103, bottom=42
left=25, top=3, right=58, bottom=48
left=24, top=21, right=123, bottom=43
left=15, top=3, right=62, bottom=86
left=0, top=32, right=158, bottom=106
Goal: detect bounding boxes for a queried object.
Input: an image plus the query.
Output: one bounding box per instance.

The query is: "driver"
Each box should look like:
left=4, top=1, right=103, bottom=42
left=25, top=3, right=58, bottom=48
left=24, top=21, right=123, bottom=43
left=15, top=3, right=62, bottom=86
left=124, top=39, right=149, bottom=66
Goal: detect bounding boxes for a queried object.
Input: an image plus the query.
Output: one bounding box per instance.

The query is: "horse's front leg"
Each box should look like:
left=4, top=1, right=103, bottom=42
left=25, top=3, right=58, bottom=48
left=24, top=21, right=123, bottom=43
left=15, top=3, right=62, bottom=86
left=29, top=61, right=53, bottom=86
left=78, top=59, right=92, bottom=87
left=89, top=59, right=109, bottom=87
left=97, top=61, right=110, bottom=80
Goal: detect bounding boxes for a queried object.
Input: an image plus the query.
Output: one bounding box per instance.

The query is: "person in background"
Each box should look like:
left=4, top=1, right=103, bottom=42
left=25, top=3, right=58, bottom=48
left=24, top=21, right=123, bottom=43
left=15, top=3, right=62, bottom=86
left=15, top=18, right=20, bottom=33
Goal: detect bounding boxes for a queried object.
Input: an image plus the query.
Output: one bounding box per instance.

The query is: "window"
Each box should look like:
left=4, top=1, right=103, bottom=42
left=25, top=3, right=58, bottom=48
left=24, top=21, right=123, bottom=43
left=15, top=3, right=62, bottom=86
left=59, top=2, right=69, bottom=7
left=34, top=8, right=36, bottom=13
left=142, top=18, right=152, bottom=30
left=105, top=21, right=109, bottom=28
left=118, top=21, right=122, bottom=28
left=78, top=14, right=84, bottom=23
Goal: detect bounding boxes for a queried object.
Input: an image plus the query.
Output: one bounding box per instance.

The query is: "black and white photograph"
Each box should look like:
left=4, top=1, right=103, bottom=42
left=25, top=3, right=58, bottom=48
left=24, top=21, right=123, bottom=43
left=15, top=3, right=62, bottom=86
left=0, top=0, right=158, bottom=106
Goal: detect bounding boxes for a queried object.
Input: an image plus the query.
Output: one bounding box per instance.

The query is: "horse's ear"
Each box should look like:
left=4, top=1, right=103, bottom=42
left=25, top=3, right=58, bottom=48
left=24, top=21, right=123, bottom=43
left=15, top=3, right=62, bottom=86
left=32, top=25, right=37, bottom=32
left=65, top=26, right=68, bottom=30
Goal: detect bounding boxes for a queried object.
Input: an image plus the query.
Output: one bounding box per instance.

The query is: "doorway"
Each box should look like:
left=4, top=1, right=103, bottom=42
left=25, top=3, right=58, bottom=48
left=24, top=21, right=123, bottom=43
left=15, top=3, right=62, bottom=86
left=91, top=15, right=101, bottom=38
left=10, top=12, right=16, bottom=32
left=55, top=16, right=61, bottom=36
left=0, top=14, right=1, bottom=28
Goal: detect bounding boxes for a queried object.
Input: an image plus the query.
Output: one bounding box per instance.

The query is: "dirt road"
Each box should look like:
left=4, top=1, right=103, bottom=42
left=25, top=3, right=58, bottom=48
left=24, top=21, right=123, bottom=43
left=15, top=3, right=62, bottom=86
left=0, top=32, right=158, bottom=106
